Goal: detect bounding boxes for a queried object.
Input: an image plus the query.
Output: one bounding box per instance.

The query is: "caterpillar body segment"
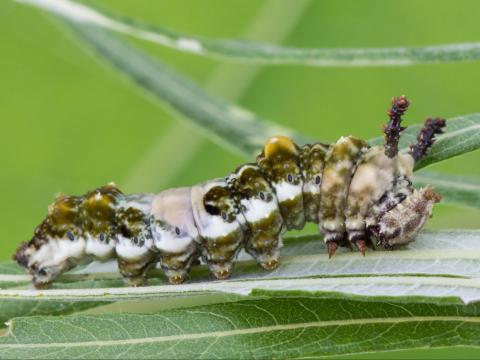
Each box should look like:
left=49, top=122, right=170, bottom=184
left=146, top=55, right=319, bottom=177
left=257, top=136, right=305, bottom=231
left=115, top=194, right=157, bottom=286
left=299, top=142, right=328, bottom=223
left=228, top=163, right=284, bottom=270
left=14, top=96, right=446, bottom=288
left=151, top=188, right=200, bottom=284
left=319, top=136, right=369, bottom=253
left=192, top=179, right=245, bottom=280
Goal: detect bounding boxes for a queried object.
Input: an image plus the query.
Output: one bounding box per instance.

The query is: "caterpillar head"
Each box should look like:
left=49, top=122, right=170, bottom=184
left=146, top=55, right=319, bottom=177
left=13, top=194, right=83, bottom=288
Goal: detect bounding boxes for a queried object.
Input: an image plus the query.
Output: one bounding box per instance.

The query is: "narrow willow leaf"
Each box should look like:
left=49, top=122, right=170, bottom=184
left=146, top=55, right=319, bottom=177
left=0, top=262, right=26, bottom=275
left=18, top=0, right=480, bottom=68
left=413, top=171, right=480, bottom=209
left=2, top=294, right=480, bottom=359
left=3, top=231, right=480, bottom=303
left=5, top=230, right=480, bottom=282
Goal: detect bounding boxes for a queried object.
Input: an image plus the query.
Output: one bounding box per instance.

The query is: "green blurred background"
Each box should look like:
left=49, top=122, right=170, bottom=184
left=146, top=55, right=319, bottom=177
left=1, top=0, right=480, bottom=358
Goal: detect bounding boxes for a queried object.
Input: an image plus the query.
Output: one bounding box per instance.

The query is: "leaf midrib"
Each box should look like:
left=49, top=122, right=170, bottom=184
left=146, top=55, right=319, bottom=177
left=3, top=315, right=480, bottom=348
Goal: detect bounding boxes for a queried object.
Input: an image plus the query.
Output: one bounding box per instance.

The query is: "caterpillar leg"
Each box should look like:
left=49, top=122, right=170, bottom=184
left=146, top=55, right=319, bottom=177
left=117, top=257, right=157, bottom=286
left=159, top=253, right=198, bottom=284
left=244, top=233, right=282, bottom=270
left=374, top=187, right=441, bottom=248
left=324, top=233, right=350, bottom=259
left=346, top=230, right=372, bottom=256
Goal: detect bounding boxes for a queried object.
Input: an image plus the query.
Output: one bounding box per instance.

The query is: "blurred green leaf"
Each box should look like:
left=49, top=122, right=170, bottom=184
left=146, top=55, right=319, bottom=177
left=413, top=172, right=480, bottom=209
left=67, top=23, right=310, bottom=157
left=18, top=0, right=480, bottom=68
left=2, top=293, right=480, bottom=359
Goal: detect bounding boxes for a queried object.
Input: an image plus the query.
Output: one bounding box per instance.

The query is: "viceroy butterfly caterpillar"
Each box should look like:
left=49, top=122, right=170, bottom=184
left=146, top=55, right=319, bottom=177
left=14, top=96, right=445, bottom=288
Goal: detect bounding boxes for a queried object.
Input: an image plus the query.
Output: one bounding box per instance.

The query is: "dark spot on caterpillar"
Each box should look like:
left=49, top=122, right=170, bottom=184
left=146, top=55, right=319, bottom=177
left=221, top=212, right=227, bottom=220
left=204, top=204, right=220, bottom=215
left=315, top=175, right=321, bottom=185
left=259, top=192, right=265, bottom=200
left=99, top=233, right=105, bottom=242
left=287, top=174, right=293, bottom=183
left=133, top=236, right=139, bottom=245
left=175, top=227, right=181, bottom=235
left=67, top=231, right=74, bottom=241
left=38, top=268, right=47, bottom=276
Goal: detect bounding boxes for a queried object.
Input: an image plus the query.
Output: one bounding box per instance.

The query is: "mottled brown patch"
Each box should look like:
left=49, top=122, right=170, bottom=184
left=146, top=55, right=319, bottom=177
left=82, top=184, right=122, bottom=237
left=117, top=206, right=148, bottom=241
left=203, top=184, right=238, bottom=222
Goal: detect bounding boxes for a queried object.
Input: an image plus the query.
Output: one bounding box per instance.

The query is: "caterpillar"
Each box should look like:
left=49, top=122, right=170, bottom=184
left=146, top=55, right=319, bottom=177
left=14, top=96, right=446, bottom=288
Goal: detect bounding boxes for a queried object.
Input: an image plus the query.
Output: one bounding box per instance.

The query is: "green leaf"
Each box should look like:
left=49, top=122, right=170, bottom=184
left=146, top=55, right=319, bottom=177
left=18, top=0, right=480, bottom=68
left=2, top=293, right=480, bottom=359
left=413, top=171, right=480, bottom=209
left=4, top=230, right=480, bottom=356
left=0, top=300, right=106, bottom=328
left=0, top=262, right=27, bottom=275
left=3, top=231, right=480, bottom=305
